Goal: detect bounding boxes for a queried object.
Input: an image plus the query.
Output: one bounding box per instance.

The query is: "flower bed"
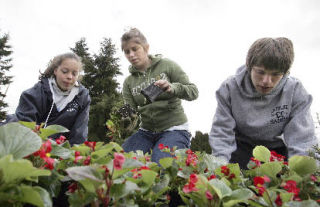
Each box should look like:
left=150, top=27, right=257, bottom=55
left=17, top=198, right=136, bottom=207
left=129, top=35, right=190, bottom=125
left=0, top=122, right=319, bottom=207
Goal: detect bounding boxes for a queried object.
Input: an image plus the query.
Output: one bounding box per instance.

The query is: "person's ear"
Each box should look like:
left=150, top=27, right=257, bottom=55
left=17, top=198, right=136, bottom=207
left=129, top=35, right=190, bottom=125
left=144, top=44, right=150, bottom=53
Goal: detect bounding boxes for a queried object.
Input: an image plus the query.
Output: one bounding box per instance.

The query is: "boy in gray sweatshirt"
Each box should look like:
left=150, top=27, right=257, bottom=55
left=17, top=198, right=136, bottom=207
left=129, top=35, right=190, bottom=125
left=209, top=37, right=318, bottom=169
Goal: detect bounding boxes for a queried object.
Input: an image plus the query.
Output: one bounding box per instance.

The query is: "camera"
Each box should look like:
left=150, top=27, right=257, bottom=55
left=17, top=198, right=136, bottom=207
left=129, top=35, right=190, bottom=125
left=141, top=83, right=164, bottom=103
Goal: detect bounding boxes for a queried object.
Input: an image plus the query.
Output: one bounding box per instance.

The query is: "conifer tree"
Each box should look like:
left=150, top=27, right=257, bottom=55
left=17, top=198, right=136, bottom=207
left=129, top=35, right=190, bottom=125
left=71, top=38, right=122, bottom=142
left=0, top=32, right=13, bottom=121
left=190, top=131, right=211, bottom=153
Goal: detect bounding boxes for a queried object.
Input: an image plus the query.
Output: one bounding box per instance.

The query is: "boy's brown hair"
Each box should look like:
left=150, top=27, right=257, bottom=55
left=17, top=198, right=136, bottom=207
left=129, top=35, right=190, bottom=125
left=246, top=37, right=294, bottom=74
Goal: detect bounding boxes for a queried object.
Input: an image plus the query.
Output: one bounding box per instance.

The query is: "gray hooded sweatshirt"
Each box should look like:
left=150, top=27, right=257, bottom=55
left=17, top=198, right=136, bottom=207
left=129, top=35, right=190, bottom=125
left=209, top=65, right=318, bottom=162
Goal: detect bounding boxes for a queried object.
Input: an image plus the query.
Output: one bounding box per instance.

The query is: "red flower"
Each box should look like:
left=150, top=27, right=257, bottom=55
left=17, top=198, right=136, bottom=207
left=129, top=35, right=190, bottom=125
left=43, top=157, right=55, bottom=170
left=205, top=190, right=213, bottom=200
left=84, top=141, right=96, bottom=151
left=253, top=176, right=270, bottom=196
left=68, top=182, right=78, bottom=193
left=83, top=156, right=91, bottom=165
left=228, top=173, right=235, bottom=180
left=275, top=194, right=282, bottom=206
left=270, top=151, right=286, bottom=162
left=282, top=180, right=300, bottom=200
left=158, top=143, right=168, bottom=150
left=189, top=174, right=198, bottom=184
left=186, top=149, right=194, bottom=154
left=140, top=166, right=150, bottom=170
left=221, top=166, right=230, bottom=176
left=74, top=151, right=83, bottom=163
left=208, top=174, right=216, bottom=180
left=183, top=182, right=198, bottom=193
left=310, top=175, right=317, bottom=182
left=56, top=135, right=66, bottom=144
left=249, top=157, right=261, bottom=169
left=113, top=153, right=125, bottom=170
left=186, top=153, right=198, bottom=166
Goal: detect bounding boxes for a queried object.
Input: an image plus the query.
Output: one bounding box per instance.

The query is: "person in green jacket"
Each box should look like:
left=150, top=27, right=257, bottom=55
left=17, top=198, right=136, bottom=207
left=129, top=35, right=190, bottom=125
left=121, top=28, right=199, bottom=163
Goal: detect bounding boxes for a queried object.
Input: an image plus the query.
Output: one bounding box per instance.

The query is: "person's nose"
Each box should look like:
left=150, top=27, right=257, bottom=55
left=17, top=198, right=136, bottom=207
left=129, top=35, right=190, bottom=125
left=66, top=72, right=73, bottom=80
left=128, top=50, right=135, bottom=57
left=262, top=74, right=272, bottom=85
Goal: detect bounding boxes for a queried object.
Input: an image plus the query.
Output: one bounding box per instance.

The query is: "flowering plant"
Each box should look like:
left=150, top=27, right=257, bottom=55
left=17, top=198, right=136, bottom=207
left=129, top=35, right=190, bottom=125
left=1, top=122, right=319, bottom=207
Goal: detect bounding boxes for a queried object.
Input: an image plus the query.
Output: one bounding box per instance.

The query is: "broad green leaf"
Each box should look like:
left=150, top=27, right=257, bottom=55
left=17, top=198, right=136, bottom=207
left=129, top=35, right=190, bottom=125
left=66, top=165, right=103, bottom=182
left=257, top=162, right=282, bottom=180
left=152, top=174, right=170, bottom=194
left=51, top=143, right=73, bottom=159
left=283, top=200, right=320, bottom=207
left=140, top=169, right=157, bottom=186
left=159, top=157, right=174, bottom=169
left=253, top=146, right=271, bottom=163
left=79, top=178, right=101, bottom=193
left=0, top=155, right=51, bottom=183
left=0, top=122, right=42, bottom=159
left=223, top=189, right=254, bottom=207
left=288, top=155, right=317, bottom=177
left=209, top=179, right=232, bottom=199
left=110, top=181, right=139, bottom=199
left=40, top=125, right=69, bottom=140
left=203, top=153, right=227, bottom=171
left=19, top=185, right=52, bottom=207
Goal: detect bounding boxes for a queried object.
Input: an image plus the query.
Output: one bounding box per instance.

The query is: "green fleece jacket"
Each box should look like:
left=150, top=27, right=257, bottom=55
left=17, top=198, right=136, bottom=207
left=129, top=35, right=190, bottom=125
left=122, top=55, right=198, bottom=132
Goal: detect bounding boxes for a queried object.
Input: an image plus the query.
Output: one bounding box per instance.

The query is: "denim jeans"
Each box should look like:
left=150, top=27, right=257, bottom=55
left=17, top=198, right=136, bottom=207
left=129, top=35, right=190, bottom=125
left=122, top=129, right=191, bottom=163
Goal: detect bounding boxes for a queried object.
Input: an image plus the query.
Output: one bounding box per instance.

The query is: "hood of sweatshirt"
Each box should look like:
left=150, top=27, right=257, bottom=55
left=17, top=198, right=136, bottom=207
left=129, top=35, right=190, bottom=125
left=235, top=65, right=289, bottom=98
left=128, top=54, right=162, bottom=75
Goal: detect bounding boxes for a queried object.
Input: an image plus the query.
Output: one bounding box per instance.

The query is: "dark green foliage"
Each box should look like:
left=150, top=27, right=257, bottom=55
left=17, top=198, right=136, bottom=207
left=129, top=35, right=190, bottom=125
left=0, top=32, right=13, bottom=121
left=71, top=38, right=122, bottom=142
left=190, top=131, right=211, bottom=153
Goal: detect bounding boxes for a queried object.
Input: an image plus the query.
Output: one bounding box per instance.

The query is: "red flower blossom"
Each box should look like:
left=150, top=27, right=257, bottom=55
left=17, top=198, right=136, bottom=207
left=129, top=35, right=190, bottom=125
left=205, top=190, right=213, bottom=200
left=221, top=166, right=230, bottom=176
left=55, top=135, right=66, bottom=144
left=113, top=153, right=125, bottom=170
left=186, top=149, right=194, bottom=154
left=158, top=143, right=168, bottom=150
left=189, top=174, right=198, bottom=183
left=68, top=182, right=78, bottom=193
left=270, top=151, right=286, bottom=162
left=43, top=157, right=55, bottom=170
left=140, top=166, right=150, bottom=170
left=33, top=140, right=54, bottom=170
left=166, top=194, right=171, bottom=201
left=186, top=153, right=198, bottom=166
left=249, top=157, right=261, bottom=169
left=74, top=151, right=83, bottom=163
left=208, top=174, right=216, bottom=180
left=83, top=156, right=91, bottom=165
left=228, top=173, right=235, bottom=180
left=275, top=194, right=282, bottom=206
left=183, top=182, right=198, bottom=193
left=282, top=180, right=300, bottom=200
left=253, top=176, right=270, bottom=196
left=310, top=174, right=317, bottom=182
left=84, top=141, right=96, bottom=151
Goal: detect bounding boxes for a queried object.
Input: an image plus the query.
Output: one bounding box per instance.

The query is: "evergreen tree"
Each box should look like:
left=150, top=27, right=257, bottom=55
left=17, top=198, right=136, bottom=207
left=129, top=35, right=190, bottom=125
left=71, top=38, right=122, bottom=142
left=190, top=131, right=211, bottom=153
left=0, top=32, right=13, bottom=121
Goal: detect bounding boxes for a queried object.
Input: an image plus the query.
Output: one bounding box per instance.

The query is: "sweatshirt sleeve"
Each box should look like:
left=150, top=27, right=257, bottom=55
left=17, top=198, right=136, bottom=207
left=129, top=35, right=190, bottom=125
left=15, top=83, right=44, bottom=124
left=68, top=92, right=91, bottom=145
left=209, top=82, right=237, bottom=162
left=283, top=81, right=318, bottom=157
left=122, top=79, right=137, bottom=110
left=168, top=60, right=198, bottom=101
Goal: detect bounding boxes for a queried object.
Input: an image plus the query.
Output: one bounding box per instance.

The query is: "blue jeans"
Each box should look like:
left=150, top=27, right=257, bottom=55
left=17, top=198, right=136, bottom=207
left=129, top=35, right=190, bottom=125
left=122, top=129, right=191, bottom=163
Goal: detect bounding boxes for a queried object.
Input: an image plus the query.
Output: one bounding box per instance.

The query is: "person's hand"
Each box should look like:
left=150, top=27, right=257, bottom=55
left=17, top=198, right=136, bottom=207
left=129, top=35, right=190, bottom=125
left=154, top=80, right=172, bottom=93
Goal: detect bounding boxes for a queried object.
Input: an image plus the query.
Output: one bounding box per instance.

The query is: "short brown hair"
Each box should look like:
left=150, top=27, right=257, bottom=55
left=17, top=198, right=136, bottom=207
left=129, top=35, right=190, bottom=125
left=246, top=37, right=294, bottom=74
left=121, top=28, right=148, bottom=50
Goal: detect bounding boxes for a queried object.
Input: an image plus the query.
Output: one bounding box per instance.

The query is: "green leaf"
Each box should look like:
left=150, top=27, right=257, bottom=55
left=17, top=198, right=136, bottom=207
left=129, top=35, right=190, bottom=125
left=203, top=153, right=228, bottom=171
left=51, top=143, right=73, bottom=159
left=257, top=162, right=282, bottom=180
left=0, top=122, right=42, bottom=159
left=288, top=155, right=317, bottom=177
left=19, top=185, right=52, bottom=207
left=66, top=165, right=103, bottom=182
left=209, top=179, right=232, bottom=199
left=140, top=169, right=157, bottom=186
left=0, top=155, right=51, bottom=183
left=159, top=157, right=174, bottom=169
left=39, top=125, right=69, bottom=140
left=110, top=181, right=139, bottom=199
left=283, top=200, right=320, bottom=207
left=253, top=146, right=271, bottom=163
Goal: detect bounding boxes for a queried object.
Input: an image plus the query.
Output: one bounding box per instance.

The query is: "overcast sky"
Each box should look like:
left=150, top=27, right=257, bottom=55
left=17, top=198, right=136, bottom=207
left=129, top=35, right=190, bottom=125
left=1, top=0, right=320, bottom=135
